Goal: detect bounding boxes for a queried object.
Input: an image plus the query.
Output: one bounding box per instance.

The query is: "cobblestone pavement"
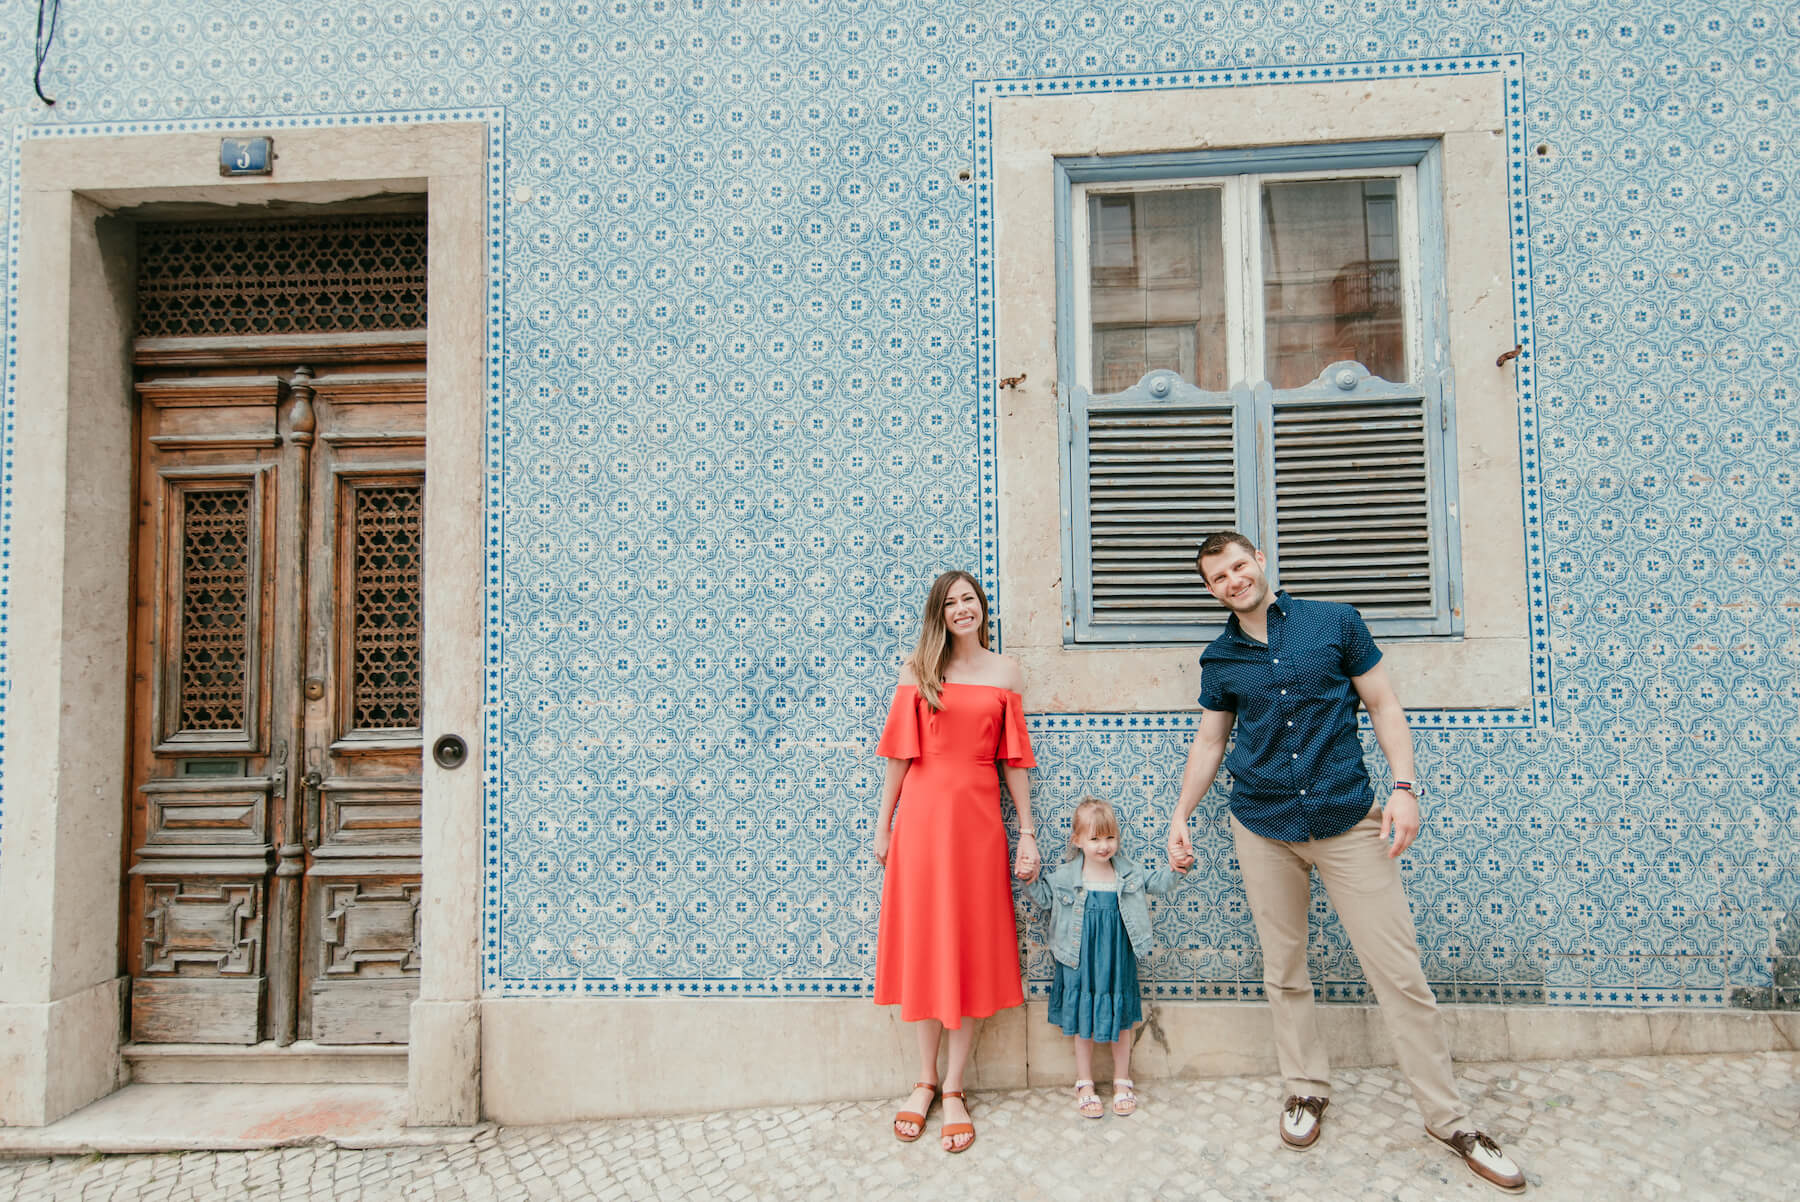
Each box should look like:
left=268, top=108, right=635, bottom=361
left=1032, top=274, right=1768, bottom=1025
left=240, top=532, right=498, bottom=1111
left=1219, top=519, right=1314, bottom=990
left=2, top=1052, right=1795, bottom=1202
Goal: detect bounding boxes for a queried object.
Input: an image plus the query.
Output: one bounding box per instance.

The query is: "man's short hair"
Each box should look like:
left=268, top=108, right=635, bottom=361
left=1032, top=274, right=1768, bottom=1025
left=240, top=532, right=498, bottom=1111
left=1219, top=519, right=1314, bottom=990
left=1194, top=530, right=1258, bottom=573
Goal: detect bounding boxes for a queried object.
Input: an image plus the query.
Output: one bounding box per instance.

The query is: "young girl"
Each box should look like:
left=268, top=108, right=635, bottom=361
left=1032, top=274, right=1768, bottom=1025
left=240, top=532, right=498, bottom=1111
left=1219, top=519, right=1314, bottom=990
left=1026, top=797, right=1185, bottom=1118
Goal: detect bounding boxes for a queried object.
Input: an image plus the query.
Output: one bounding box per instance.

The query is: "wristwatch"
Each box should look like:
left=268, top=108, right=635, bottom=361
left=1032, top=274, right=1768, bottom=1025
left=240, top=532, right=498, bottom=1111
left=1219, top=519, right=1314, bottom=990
left=1391, top=779, right=1422, bottom=798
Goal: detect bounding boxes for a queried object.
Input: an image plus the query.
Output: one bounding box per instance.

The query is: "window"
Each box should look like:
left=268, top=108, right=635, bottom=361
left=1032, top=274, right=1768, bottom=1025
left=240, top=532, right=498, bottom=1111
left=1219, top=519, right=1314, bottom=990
left=989, top=74, right=1528, bottom=711
left=1057, top=141, right=1461, bottom=644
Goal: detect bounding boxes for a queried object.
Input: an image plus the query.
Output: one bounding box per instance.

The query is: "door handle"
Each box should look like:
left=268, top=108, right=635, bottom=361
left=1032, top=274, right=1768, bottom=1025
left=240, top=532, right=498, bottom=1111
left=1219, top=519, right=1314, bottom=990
left=303, top=770, right=323, bottom=846
left=433, top=734, right=469, bottom=769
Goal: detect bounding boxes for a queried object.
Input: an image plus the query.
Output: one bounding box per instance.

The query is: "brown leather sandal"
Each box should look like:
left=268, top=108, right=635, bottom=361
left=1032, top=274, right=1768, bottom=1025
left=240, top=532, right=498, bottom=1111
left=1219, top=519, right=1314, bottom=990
left=940, top=1089, right=975, bottom=1153
left=892, top=1081, right=937, bottom=1142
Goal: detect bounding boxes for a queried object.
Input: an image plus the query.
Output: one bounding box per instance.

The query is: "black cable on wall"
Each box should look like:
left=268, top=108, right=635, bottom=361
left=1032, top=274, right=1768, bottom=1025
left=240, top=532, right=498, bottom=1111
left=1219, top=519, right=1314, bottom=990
left=35, top=0, right=62, bottom=106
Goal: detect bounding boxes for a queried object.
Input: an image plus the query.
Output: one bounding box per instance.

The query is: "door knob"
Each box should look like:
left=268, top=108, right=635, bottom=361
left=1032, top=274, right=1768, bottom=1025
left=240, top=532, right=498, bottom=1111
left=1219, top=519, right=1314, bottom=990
left=433, top=734, right=469, bottom=769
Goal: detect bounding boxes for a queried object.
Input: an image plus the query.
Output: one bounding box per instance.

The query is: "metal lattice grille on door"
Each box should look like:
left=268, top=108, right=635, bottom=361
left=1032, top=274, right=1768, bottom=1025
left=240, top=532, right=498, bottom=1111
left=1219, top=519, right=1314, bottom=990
left=349, top=483, right=425, bottom=731
left=135, top=215, right=429, bottom=337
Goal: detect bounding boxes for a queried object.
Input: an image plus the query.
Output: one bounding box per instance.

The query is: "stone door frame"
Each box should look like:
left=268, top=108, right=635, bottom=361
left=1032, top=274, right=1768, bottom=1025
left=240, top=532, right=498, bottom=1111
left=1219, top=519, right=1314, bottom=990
left=0, top=120, right=490, bottom=1127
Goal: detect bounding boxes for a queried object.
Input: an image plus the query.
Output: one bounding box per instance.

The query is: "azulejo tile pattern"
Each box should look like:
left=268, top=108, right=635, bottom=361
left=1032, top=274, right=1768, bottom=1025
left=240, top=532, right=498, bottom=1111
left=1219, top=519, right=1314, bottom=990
left=0, top=2, right=1794, bottom=1010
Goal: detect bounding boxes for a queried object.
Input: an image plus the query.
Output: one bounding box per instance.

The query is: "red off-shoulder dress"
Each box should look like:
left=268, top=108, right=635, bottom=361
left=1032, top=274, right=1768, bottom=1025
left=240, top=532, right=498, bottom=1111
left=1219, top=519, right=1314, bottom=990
left=874, top=682, right=1036, bottom=1027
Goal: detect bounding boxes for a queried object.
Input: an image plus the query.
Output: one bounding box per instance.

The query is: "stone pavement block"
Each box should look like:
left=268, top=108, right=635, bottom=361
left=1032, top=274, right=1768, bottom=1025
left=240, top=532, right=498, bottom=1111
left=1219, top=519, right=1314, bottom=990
left=2, top=1052, right=1798, bottom=1201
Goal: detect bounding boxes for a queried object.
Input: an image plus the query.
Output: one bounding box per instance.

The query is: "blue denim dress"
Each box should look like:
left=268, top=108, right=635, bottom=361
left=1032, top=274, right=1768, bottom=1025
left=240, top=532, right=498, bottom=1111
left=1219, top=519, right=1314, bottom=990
left=1045, top=885, right=1143, bottom=1043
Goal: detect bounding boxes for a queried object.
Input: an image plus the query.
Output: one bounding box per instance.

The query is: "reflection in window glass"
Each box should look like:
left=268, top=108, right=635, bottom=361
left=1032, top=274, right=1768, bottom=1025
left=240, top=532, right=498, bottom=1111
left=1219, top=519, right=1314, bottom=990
left=1261, top=178, right=1406, bottom=389
left=1088, top=188, right=1227, bottom=392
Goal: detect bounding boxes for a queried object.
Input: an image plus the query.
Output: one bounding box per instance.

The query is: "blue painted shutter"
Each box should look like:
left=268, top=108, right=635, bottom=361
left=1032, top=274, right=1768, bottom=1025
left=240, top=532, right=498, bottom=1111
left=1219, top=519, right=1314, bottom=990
left=1073, top=370, right=1242, bottom=640
left=1264, top=362, right=1451, bottom=631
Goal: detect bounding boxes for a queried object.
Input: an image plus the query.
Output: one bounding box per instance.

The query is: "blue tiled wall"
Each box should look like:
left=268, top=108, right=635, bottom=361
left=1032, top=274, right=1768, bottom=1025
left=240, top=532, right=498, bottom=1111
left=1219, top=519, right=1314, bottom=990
left=2, top=1, right=1794, bottom=1010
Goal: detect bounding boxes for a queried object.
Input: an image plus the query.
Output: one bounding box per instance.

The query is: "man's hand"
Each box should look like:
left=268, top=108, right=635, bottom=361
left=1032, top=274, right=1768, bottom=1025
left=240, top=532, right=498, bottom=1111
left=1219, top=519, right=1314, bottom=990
left=1167, top=822, right=1196, bottom=872
left=1166, top=709, right=1233, bottom=873
left=1380, top=788, right=1420, bottom=858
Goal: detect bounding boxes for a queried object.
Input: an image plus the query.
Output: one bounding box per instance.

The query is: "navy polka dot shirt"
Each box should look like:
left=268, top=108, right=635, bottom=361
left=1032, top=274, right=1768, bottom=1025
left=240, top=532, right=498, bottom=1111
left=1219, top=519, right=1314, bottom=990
left=1198, top=591, right=1385, bottom=842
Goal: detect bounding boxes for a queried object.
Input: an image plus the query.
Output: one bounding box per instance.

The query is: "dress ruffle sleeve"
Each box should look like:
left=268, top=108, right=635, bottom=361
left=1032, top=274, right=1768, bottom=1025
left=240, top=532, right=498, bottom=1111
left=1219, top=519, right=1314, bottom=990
left=876, top=685, right=922, bottom=760
left=998, top=689, right=1036, bottom=768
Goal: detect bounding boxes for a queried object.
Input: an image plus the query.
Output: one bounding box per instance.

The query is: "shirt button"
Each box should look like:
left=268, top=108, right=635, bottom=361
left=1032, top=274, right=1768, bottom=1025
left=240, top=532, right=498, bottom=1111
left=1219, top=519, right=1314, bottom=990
left=1273, top=658, right=1279, bottom=664
left=1280, top=689, right=1287, bottom=695
left=1301, top=789, right=1308, bottom=795
left=1292, top=753, right=1298, bottom=759
left=1287, top=721, right=1293, bottom=727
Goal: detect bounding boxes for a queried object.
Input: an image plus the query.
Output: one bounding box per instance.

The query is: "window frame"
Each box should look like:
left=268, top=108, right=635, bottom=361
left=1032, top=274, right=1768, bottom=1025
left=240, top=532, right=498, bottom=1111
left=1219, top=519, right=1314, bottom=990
left=1053, top=138, right=1464, bottom=646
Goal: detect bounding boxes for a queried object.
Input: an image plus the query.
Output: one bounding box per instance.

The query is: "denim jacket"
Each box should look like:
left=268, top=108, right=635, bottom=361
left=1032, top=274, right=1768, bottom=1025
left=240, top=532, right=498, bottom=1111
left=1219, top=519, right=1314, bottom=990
left=1024, top=851, right=1181, bottom=969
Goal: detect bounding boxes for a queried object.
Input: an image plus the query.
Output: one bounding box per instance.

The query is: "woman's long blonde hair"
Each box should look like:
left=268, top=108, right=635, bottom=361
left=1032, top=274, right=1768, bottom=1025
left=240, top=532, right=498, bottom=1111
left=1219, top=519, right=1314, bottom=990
left=908, top=570, right=989, bottom=710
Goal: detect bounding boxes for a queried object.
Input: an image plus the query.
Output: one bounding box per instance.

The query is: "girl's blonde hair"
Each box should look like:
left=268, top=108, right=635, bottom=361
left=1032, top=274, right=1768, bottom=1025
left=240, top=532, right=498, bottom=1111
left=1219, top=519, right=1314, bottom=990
left=907, top=570, right=989, bottom=711
left=1065, top=796, right=1121, bottom=861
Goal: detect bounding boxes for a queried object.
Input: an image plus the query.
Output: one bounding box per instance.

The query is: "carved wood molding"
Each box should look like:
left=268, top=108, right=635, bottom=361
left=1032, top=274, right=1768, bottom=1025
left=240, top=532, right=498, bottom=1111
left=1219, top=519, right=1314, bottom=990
left=139, top=778, right=273, bottom=847
left=134, top=331, right=427, bottom=369
left=320, top=882, right=422, bottom=976
left=136, top=376, right=287, bottom=409
left=317, top=779, right=423, bottom=851
left=310, top=374, right=428, bottom=405
left=141, top=880, right=266, bottom=975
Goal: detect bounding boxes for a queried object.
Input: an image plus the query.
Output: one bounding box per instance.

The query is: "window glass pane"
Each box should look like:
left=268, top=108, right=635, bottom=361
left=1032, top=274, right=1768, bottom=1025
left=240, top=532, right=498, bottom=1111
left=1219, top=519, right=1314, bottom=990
left=1087, top=188, right=1227, bottom=392
left=1261, top=178, right=1406, bottom=389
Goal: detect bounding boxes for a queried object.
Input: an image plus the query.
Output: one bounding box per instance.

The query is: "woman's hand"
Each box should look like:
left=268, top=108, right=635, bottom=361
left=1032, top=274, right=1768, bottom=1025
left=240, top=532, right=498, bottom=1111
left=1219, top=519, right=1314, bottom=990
left=873, top=824, right=891, bottom=868
left=1013, top=832, right=1040, bottom=881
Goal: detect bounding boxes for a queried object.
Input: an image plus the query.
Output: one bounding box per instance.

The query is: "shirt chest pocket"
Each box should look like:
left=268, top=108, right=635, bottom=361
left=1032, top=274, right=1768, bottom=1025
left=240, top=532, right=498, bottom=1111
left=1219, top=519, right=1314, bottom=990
left=1054, top=889, right=1077, bottom=907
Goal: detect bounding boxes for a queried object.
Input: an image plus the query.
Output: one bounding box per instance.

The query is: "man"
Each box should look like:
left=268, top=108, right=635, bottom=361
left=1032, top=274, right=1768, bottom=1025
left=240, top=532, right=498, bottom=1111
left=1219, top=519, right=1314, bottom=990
left=1166, top=531, right=1527, bottom=1194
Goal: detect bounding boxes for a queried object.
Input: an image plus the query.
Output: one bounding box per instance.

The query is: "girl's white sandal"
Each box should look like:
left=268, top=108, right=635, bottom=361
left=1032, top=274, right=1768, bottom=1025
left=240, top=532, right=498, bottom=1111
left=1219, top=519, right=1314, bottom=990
left=1112, top=1079, right=1138, bottom=1117
left=1074, top=1079, right=1105, bottom=1119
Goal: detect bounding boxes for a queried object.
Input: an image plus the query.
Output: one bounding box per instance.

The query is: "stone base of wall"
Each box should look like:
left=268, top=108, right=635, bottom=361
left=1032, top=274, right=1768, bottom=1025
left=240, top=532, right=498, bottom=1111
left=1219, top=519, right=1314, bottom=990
left=408, top=1000, right=481, bottom=1126
left=479, top=998, right=1800, bottom=1123
left=0, top=977, right=125, bottom=1127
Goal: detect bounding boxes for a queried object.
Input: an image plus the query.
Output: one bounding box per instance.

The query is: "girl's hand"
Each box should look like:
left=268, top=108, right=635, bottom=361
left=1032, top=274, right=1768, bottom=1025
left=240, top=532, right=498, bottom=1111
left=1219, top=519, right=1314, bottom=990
left=1013, top=832, right=1040, bottom=881
left=873, top=825, right=891, bottom=868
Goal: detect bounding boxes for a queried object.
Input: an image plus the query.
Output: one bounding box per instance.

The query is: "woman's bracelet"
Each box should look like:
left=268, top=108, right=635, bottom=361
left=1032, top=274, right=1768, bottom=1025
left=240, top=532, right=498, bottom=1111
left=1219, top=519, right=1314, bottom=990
left=1019, top=828, right=1036, bottom=838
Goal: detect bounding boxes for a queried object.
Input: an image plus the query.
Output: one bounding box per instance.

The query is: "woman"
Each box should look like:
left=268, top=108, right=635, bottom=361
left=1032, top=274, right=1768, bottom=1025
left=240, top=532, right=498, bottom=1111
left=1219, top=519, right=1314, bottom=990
left=873, top=570, right=1039, bottom=1153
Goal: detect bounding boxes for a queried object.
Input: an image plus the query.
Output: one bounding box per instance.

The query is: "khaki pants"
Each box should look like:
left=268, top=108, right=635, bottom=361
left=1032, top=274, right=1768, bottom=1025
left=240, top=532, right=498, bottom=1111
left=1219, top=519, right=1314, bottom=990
left=1231, top=810, right=1467, bottom=1135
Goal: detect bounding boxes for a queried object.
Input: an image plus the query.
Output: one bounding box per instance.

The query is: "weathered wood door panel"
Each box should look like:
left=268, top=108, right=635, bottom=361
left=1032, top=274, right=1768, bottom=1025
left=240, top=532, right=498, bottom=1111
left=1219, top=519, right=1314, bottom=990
left=297, top=389, right=425, bottom=1044
left=127, top=353, right=424, bottom=1046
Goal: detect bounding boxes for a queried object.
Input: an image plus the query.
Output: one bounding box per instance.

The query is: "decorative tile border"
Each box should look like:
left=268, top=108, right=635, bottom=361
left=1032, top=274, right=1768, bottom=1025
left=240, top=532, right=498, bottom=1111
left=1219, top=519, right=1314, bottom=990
left=0, top=123, right=21, bottom=862
left=482, top=110, right=510, bottom=993
left=970, top=55, right=1544, bottom=734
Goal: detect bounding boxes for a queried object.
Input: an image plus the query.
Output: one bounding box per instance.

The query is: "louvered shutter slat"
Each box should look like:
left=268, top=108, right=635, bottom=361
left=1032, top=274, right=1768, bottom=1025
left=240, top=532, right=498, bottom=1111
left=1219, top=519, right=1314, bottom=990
left=1276, top=505, right=1428, bottom=523
left=1273, top=396, right=1434, bottom=619
left=1085, top=403, right=1233, bottom=625
left=1277, top=483, right=1424, bottom=498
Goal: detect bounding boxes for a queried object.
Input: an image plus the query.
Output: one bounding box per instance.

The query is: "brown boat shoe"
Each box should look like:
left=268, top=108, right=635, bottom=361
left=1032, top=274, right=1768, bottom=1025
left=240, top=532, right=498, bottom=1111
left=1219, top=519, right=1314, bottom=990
left=1431, top=1127, right=1528, bottom=1193
left=1279, top=1095, right=1329, bottom=1149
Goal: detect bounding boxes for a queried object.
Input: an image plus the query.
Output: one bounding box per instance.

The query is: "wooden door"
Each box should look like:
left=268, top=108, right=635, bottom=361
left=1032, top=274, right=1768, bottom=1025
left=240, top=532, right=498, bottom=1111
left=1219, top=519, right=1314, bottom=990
left=126, top=352, right=426, bottom=1046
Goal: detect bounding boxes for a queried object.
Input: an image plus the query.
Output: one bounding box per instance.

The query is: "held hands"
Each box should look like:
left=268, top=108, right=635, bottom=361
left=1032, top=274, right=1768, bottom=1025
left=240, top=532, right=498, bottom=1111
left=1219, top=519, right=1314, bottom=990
left=1166, top=822, right=1196, bottom=872
left=1013, top=833, right=1040, bottom=882
left=1380, top=788, right=1421, bottom=858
